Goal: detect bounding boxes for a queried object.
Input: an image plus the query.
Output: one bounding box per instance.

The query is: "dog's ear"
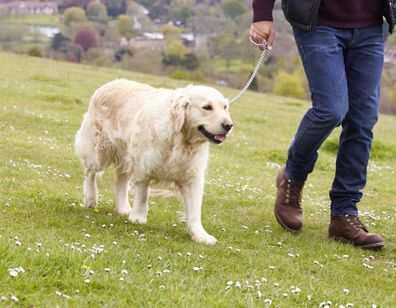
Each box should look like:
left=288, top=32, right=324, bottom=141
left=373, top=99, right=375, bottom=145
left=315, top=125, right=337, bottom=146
left=170, top=92, right=190, bottom=133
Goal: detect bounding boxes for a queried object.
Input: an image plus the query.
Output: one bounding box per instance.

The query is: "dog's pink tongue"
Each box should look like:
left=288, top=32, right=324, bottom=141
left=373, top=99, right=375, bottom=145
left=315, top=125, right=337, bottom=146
left=215, top=135, right=226, bottom=142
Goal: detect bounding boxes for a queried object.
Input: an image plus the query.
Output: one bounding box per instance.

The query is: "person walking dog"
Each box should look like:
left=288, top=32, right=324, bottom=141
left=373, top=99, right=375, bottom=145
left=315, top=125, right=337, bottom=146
left=251, top=0, right=395, bottom=249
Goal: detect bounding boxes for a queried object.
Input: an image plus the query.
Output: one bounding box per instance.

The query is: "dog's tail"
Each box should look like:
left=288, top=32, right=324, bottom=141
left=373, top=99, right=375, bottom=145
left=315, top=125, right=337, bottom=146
left=75, top=112, right=100, bottom=170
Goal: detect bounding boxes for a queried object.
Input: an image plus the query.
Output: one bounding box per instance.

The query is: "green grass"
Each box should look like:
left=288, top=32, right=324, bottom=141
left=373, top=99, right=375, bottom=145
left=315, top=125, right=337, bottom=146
left=1, top=14, right=60, bottom=26
left=213, top=58, right=253, bottom=74
left=0, top=52, right=395, bottom=306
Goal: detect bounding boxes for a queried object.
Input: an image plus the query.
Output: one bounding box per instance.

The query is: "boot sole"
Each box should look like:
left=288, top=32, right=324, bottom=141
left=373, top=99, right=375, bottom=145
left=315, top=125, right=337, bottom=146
left=274, top=209, right=301, bottom=233
left=330, top=236, right=385, bottom=249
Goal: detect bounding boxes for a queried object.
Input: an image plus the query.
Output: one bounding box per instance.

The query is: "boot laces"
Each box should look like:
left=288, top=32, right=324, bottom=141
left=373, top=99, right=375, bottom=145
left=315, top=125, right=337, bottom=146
left=346, top=216, right=368, bottom=232
left=285, top=179, right=304, bottom=208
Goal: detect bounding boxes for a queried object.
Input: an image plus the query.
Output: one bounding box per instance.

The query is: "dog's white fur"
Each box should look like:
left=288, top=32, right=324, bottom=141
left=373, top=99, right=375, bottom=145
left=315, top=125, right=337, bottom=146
left=75, top=79, right=232, bottom=244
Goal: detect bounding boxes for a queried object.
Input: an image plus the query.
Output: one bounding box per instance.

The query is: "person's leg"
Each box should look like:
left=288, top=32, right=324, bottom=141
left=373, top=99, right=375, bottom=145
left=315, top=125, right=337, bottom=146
left=275, top=26, right=351, bottom=231
left=328, top=26, right=385, bottom=249
left=330, top=26, right=385, bottom=216
left=286, top=26, right=350, bottom=182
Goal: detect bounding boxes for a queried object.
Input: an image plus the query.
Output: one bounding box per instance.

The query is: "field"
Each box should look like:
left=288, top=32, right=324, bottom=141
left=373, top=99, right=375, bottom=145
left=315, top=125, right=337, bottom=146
left=1, top=14, right=60, bottom=26
left=0, top=52, right=395, bottom=306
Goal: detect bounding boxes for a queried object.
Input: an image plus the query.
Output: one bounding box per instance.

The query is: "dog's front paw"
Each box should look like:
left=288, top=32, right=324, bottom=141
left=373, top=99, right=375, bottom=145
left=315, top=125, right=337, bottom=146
left=84, top=196, right=97, bottom=208
left=128, top=212, right=147, bottom=225
left=118, top=207, right=131, bottom=216
left=191, top=232, right=217, bottom=245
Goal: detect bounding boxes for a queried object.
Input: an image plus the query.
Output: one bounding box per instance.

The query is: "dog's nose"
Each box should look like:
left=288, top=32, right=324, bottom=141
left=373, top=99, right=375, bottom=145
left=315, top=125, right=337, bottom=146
left=222, top=122, right=233, bottom=132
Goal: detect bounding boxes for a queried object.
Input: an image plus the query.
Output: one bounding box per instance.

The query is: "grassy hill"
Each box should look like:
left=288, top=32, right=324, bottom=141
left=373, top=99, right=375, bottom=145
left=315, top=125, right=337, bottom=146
left=0, top=52, right=395, bottom=306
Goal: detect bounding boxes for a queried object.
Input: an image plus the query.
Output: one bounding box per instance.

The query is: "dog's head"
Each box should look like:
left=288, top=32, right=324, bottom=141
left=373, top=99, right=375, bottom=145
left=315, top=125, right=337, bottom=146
left=170, top=85, right=233, bottom=144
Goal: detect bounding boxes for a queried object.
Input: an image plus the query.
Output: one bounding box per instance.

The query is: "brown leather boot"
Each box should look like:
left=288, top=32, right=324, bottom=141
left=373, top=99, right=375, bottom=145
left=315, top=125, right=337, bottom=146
left=274, top=167, right=304, bottom=232
left=329, top=216, right=385, bottom=249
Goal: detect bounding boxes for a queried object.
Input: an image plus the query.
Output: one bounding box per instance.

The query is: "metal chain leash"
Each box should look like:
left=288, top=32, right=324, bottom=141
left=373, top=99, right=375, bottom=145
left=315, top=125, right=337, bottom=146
left=228, top=37, right=269, bottom=104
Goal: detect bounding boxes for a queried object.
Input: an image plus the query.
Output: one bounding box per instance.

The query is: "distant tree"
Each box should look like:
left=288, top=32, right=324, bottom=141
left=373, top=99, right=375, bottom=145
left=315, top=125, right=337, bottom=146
left=63, top=7, right=86, bottom=26
left=208, top=31, right=240, bottom=69
left=170, top=5, right=192, bottom=26
left=165, top=40, right=188, bottom=59
left=87, top=2, right=108, bottom=23
left=162, top=40, right=187, bottom=66
left=74, top=28, right=98, bottom=51
left=160, top=23, right=181, bottom=40
left=51, top=33, right=70, bottom=51
left=104, top=0, right=127, bottom=17
left=58, top=0, right=91, bottom=13
left=117, top=15, right=135, bottom=39
left=103, top=26, right=121, bottom=44
left=149, top=2, right=169, bottom=22
left=180, top=53, right=200, bottom=70
left=221, top=0, right=246, bottom=20
left=114, top=48, right=133, bottom=62
left=135, top=0, right=156, bottom=8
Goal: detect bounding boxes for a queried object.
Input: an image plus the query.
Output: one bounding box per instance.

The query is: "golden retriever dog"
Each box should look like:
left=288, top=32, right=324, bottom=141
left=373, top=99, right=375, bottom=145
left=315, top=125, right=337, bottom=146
left=75, top=79, right=233, bottom=244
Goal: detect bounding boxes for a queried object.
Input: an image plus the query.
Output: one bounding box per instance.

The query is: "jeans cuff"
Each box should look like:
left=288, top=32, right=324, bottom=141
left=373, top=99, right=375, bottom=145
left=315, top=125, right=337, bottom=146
left=285, top=164, right=308, bottom=182
left=331, top=211, right=359, bottom=217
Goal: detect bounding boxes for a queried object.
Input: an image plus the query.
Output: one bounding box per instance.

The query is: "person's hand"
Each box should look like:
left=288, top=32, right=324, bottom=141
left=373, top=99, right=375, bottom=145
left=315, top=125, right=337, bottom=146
left=250, top=21, right=275, bottom=50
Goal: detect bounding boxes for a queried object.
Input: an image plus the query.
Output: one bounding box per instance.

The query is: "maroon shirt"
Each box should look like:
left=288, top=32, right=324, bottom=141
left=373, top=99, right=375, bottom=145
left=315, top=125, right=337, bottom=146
left=253, top=0, right=384, bottom=28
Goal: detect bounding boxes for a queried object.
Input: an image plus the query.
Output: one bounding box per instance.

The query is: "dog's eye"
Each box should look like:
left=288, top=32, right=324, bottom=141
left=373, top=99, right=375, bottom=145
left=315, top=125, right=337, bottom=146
left=202, top=105, right=213, bottom=111
left=224, top=105, right=227, bottom=110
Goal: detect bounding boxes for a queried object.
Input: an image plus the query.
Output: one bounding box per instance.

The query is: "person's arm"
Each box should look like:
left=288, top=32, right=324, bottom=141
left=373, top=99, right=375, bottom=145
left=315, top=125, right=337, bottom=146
left=252, top=0, right=275, bottom=22
left=251, top=0, right=276, bottom=50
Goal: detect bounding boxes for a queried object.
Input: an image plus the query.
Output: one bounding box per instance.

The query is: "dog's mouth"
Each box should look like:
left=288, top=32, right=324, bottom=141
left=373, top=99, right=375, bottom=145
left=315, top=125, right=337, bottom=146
left=198, top=125, right=227, bottom=144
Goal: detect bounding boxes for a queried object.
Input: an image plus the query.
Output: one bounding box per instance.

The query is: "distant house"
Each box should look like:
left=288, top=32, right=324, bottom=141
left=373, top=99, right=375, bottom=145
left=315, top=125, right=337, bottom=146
left=125, top=32, right=196, bottom=51
left=127, top=33, right=165, bottom=50
left=181, top=33, right=195, bottom=48
left=3, top=1, right=58, bottom=14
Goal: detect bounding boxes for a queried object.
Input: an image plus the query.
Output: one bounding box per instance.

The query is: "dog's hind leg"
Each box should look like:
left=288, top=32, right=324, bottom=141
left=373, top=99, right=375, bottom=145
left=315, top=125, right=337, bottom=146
left=115, top=169, right=132, bottom=216
left=84, top=169, right=98, bottom=208
left=76, top=113, right=111, bottom=208
left=129, top=181, right=149, bottom=224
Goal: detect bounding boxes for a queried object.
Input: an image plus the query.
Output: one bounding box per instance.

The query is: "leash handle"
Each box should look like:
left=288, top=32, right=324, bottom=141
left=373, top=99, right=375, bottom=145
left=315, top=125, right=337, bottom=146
left=228, top=39, right=269, bottom=104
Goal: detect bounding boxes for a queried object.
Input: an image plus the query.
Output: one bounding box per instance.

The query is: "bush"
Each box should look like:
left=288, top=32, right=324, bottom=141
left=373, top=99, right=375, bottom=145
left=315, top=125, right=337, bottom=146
left=180, top=53, right=200, bottom=70
left=273, top=71, right=306, bottom=98
left=87, top=2, right=108, bottom=23
left=170, top=5, right=192, bottom=26
left=28, top=46, right=42, bottom=57
left=117, top=15, right=136, bottom=39
left=170, top=70, right=190, bottom=80
left=57, top=0, right=91, bottom=13
left=162, top=40, right=188, bottom=67
left=160, top=24, right=181, bottom=40
left=51, top=33, right=70, bottom=51
left=83, top=48, right=112, bottom=66
left=114, top=48, right=133, bottom=62
left=74, top=28, right=97, bottom=52
left=105, top=0, right=127, bottom=17
left=64, top=7, right=86, bottom=26
left=190, top=70, right=204, bottom=81
left=169, top=70, right=205, bottom=81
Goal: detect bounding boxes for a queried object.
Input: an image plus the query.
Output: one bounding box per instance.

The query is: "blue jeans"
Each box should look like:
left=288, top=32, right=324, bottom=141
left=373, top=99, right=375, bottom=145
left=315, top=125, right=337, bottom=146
left=286, top=25, right=384, bottom=216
